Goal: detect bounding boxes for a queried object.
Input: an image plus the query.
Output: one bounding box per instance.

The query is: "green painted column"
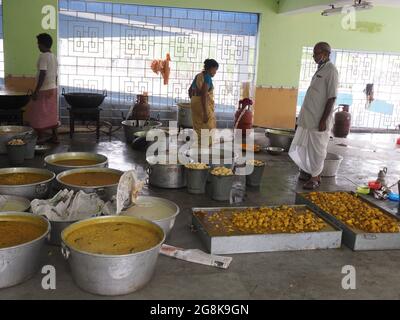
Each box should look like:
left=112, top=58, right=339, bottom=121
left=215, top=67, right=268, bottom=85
left=3, top=0, right=58, bottom=76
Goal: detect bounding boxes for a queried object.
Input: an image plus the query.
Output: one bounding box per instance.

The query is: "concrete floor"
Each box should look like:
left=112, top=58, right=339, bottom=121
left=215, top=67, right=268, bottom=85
left=1, top=128, right=400, bottom=300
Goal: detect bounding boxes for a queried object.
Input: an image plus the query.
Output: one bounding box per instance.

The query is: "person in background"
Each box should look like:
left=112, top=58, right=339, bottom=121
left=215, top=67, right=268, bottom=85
left=289, top=42, right=339, bottom=190
left=26, top=33, right=59, bottom=144
left=189, top=59, right=219, bottom=145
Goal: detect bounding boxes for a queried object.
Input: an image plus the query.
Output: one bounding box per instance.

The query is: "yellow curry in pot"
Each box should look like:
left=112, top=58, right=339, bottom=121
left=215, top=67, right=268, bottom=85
left=0, top=173, right=51, bottom=185
left=0, top=220, right=47, bottom=248
left=53, top=159, right=102, bottom=166
left=59, top=172, right=122, bottom=187
left=65, top=221, right=162, bottom=255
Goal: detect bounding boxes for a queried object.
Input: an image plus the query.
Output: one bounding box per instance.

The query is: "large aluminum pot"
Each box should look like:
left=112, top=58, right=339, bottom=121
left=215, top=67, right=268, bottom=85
left=0, top=167, right=55, bottom=200
left=121, top=196, right=179, bottom=236
left=0, top=212, right=50, bottom=289
left=56, top=168, right=123, bottom=201
left=177, top=102, right=193, bottom=128
left=122, top=120, right=162, bottom=144
left=0, top=126, right=33, bottom=154
left=146, top=156, right=186, bottom=189
left=265, top=128, right=295, bottom=151
left=61, top=215, right=165, bottom=296
left=44, top=152, right=108, bottom=174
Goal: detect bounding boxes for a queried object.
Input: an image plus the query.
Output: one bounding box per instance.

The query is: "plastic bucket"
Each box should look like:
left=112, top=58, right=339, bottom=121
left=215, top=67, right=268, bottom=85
left=186, top=168, right=209, bottom=194
left=246, top=165, right=265, bottom=187
left=321, top=153, right=343, bottom=177
left=210, top=174, right=234, bottom=201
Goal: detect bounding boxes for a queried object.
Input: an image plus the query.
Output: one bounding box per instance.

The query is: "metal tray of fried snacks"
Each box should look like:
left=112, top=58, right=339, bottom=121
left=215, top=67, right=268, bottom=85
left=191, top=205, right=342, bottom=254
left=295, top=192, right=400, bottom=251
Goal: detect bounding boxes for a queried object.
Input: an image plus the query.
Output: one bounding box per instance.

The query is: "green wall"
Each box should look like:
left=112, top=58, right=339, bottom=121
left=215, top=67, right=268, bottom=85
left=3, top=0, right=400, bottom=87
left=3, top=0, right=58, bottom=76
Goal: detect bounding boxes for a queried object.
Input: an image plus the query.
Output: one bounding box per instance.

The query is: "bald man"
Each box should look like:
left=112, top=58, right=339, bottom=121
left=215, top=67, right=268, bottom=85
left=289, top=42, right=339, bottom=190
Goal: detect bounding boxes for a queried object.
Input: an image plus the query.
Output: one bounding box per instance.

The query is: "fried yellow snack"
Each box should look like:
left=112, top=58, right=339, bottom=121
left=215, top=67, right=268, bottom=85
left=246, top=159, right=265, bottom=167
left=199, top=206, right=327, bottom=234
left=185, top=163, right=209, bottom=170
left=210, top=167, right=233, bottom=176
left=305, top=192, right=400, bottom=233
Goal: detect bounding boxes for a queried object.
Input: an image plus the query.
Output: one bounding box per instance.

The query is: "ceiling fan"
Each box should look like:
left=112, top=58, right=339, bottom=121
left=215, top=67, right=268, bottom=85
left=321, top=0, right=373, bottom=16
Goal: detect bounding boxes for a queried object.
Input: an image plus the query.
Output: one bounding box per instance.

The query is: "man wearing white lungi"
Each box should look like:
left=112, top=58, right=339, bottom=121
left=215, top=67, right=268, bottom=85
left=289, top=42, right=339, bottom=190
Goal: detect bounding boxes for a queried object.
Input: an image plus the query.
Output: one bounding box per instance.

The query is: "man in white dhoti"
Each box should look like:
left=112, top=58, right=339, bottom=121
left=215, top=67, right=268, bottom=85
left=289, top=42, right=339, bottom=190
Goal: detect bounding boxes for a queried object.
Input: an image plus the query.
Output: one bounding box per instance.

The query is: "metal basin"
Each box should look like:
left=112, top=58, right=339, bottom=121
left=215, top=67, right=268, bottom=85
left=122, top=120, right=162, bottom=144
left=0, top=167, right=55, bottom=200
left=56, top=167, right=123, bottom=201
left=265, top=146, right=285, bottom=155
left=265, top=128, right=295, bottom=151
left=0, top=126, right=33, bottom=154
left=0, top=91, right=31, bottom=110
left=121, top=196, right=180, bottom=236
left=44, top=152, right=108, bottom=174
left=146, top=156, right=186, bottom=189
left=0, top=213, right=50, bottom=289
left=61, top=215, right=165, bottom=296
left=0, top=195, right=30, bottom=212
left=62, top=90, right=107, bottom=108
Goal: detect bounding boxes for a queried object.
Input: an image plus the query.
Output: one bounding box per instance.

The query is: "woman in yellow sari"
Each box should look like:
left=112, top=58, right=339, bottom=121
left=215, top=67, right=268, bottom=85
left=189, top=59, right=219, bottom=145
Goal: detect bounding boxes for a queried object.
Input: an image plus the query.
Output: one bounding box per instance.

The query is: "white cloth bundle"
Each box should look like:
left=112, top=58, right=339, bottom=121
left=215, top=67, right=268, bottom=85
left=31, top=189, right=104, bottom=222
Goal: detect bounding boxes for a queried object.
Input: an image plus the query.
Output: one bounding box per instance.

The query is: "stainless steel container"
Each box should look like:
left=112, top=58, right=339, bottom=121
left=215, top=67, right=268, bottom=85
left=210, top=174, right=234, bottom=201
left=265, top=128, right=295, bottom=151
left=146, top=156, right=186, bottom=189
left=0, top=167, right=55, bottom=200
left=186, top=168, right=209, bottom=194
left=122, top=120, right=162, bottom=144
left=0, top=126, right=33, bottom=154
left=61, top=215, right=165, bottom=296
left=177, top=102, right=193, bottom=128
left=0, top=213, right=50, bottom=289
left=56, top=168, right=123, bottom=201
left=121, top=196, right=180, bottom=236
left=246, top=164, right=266, bottom=187
left=44, top=152, right=108, bottom=174
left=0, top=195, right=30, bottom=212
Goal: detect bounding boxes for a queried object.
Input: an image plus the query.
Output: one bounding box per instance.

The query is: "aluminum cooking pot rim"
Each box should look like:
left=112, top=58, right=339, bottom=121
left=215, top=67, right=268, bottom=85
left=56, top=167, right=124, bottom=188
left=126, top=196, right=180, bottom=223
left=61, top=215, right=165, bottom=258
left=0, top=212, right=50, bottom=252
left=0, top=167, right=55, bottom=188
left=44, top=152, right=108, bottom=169
left=265, top=128, right=295, bottom=136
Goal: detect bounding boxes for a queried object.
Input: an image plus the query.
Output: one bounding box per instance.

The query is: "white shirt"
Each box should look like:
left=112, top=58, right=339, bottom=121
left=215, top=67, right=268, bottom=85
left=37, top=52, right=58, bottom=91
left=297, top=61, right=339, bottom=130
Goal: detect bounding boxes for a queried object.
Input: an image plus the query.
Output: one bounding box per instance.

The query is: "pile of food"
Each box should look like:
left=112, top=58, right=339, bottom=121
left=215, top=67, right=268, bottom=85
left=185, top=163, right=209, bottom=170
left=210, top=167, right=233, bottom=176
left=0, top=172, right=51, bottom=185
left=196, top=206, right=327, bottom=235
left=7, top=139, right=25, bottom=146
left=305, top=192, right=400, bottom=233
left=246, top=159, right=265, bottom=167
